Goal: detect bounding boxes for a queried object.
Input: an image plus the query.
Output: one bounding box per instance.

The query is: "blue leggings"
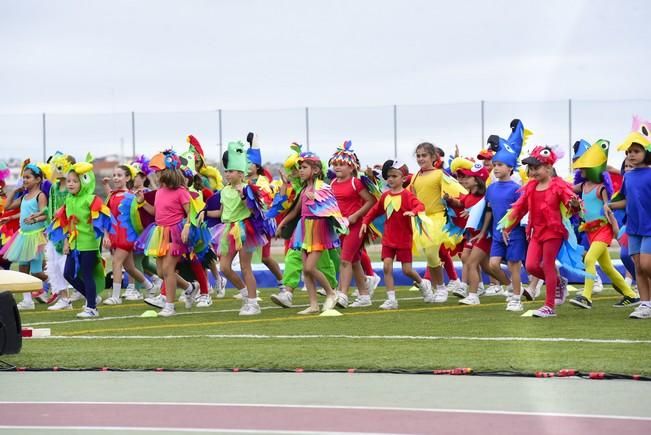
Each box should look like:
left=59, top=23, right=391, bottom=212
left=620, top=246, right=636, bottom=280
left=64, top=250, right=99, bottom=309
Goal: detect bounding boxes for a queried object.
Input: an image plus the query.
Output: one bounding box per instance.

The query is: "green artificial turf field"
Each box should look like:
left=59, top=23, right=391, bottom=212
left=4, top=286, right=650, bottom=375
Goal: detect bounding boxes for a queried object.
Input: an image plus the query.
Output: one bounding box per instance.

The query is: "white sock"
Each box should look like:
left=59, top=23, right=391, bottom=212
left=126, top=283, right=135, bottom=291
left=23, top=293, right=33, bottom=302
left=387, top=290, right=396, bottom=301
left=437, top=284, right=447, bottom=292
left=164, top=302, right=174, bottom=310
left=511, top=294, right=521, bottom=301
left=112, top=283, right=121, bottom=299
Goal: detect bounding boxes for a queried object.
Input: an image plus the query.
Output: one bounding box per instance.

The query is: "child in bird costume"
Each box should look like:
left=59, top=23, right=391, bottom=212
left=47, top=155, right=114, bottom=318
left=570, top=140, right=639, bottom=310
left=612, top=125, right=651, bottom=319
left=277, top=150, right=348, bottom=314
left=268, top=144, right=339, bottom=310
left=329, top=140, right=377, bottom=309
left=499, top=145, right=584, bottom=318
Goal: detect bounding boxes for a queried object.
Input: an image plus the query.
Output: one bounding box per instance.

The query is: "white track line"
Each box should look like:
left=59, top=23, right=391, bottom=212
left=1, top=401, right=650, bottom=421
left=32, top=333, right=651, bottom=344
left=23, top=297, right=430, bottom=327
left=0, top=426, right=373, bottom=435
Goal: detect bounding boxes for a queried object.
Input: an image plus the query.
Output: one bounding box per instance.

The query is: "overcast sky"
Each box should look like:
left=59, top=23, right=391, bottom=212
left=1, top=0, right=650, bottom=171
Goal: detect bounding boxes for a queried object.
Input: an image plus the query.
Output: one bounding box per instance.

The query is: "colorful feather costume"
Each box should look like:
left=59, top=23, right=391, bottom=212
left=497, top=175, right=588, bottom=277
left=46, top=155, right=114, bottom=290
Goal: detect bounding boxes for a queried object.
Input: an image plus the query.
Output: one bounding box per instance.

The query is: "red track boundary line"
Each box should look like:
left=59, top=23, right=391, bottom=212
left=0, top=403, right=648, bottom=435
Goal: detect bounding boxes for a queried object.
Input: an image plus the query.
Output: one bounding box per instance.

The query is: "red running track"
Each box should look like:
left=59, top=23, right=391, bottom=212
left=0, top=403, right=648, bottom=434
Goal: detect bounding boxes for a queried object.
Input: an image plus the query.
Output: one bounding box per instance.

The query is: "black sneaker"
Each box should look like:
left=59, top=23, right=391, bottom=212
left=613, top=296, right=641, bottom=308
left=570, top=295, right=592, bottom=309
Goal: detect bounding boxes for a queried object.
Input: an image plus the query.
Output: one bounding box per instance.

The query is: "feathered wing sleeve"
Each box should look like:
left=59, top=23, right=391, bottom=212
left=118, top=193, right=143, bottom=242
left=409, top=191, right=444, bottom=253
left=441, top=172, right=468, bottom=199
left=200, top=165, right=223, bottom=191
left=552, top=178, right=592, bottom=278
left=308, top=179, right=349, bottom=234
left=187, top=191, right=213, bottom=257
left=553, top=178, right=583, bottom=218
left=497, top=183, right=532, bottom=232
left=244, top=182, right=276, bottom=240
left=465, top=197, right=486, bottom=231
left=46, top=205, right=69, bottom=243
left=359, top=174, right=383, bottom=200
left=90, top=196, right=115, bottom=237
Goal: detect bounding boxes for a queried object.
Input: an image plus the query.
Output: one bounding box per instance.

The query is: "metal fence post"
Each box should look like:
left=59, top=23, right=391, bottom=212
left=42, top=113, right=47, bottom=161
left=305, top=107, right=310, bottom=151
left=568, top=98, right=573, bottom=175
left=218, top=109, right=223, bottom=168
left=480, top=100, right=485, bottom=147
left=131, top=111, right=136, bottom=158
left=393, top=104, right=398, bottom=159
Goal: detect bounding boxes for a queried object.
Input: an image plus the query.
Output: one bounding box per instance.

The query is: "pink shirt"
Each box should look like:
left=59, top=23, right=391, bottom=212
left=154, top=187, right=191, bottom=226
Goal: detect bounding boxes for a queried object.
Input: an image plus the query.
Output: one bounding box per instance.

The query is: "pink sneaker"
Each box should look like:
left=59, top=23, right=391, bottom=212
left=532, top=305, right=556, bottom=318
left=555, top=276, right=568, bottom=305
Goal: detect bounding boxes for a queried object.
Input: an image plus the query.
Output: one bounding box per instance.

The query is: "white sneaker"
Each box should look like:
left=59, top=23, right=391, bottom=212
left=484, top=284, right=504, bottom=296
left=184, top=282, right=200, bottom=309
left=533, top=279, right=543, bottom=299
left=418, top=279, right=432, bottom=296
left=350, top=296, right=372, bottom=307
left=446, top=279, right=462, bottom=293
left=124, top=289, right=144, bottom=301
left=239, top=303, right=261, bottom=316
left=459, top=293, right=480, bottom=305
left=379, top=299, right=398, bottom=310
left=419, top=280, right=435, bottom=303
left=335, top=291, right=349, bottom=308
left=322, top=295, right=337, bottom=311
left=452, top=283, right=468, bottom=298
left=433, top=286, right=448, bottom=303
left=122, top=284, right=136, bottom=298
left=48, top=298, right=72, bottom=311
left=158, top=305, right=176, bottom=317
left=103, top=296, right=122, bottom=305
left=144, top=294, right=166, bottom=309
left=504, top=284, right=514, bottom=299
left=233, top=292, right=243, bottom=300
left=69, top=289, right=83, bottom=302
left=76, top=307, right=99, bottom=318
left=316, top=287, right=327, bottom=296
left=593, top=275, right=604, bottom=294
left=477, top=282, right=486, bottom=297
left=367, top=274, right=381, bottom=290
left=506, top=299, right=524, bottom=312
left=629, top=304, right=651, bottom=319
left=365, top=275, right=380, bottom=298
left=195, top=294, right=213, bottom=308
left=17, top=299, right=35, bottom=310
left=82, top=296, right=102, bottom=309
left=146, top=282, right=160, bottom=298
left=270, top=291, right=293, bottom=308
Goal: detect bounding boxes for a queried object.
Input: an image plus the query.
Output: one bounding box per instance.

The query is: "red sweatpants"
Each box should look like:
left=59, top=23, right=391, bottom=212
left=360, top=249, right=374, bottom=276
left=525, top=237, right=563, bottom=309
